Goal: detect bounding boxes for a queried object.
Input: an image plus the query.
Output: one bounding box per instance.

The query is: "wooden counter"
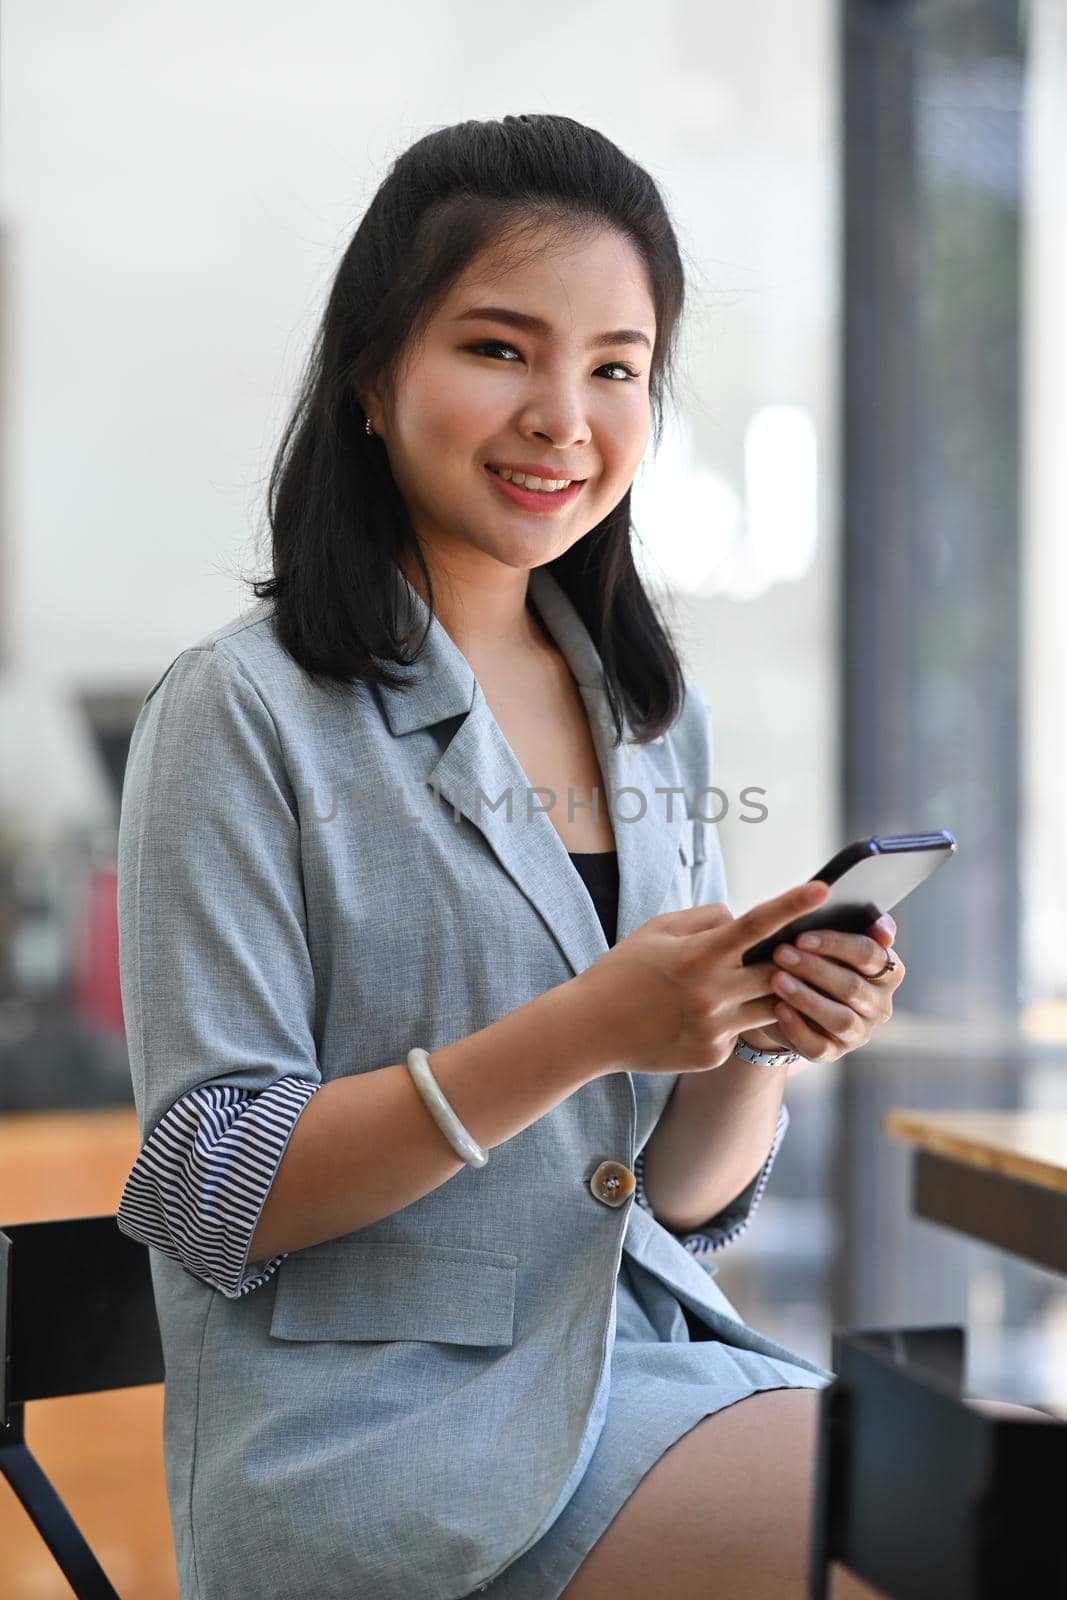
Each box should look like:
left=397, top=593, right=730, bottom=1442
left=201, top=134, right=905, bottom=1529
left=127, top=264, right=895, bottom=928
left=884, top=1109, right=1067, bottom=1274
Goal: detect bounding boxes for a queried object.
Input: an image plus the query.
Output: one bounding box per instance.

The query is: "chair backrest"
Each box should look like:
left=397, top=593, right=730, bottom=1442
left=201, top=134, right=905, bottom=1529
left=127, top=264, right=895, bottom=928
left=1, top=1215, right=163, bottom=1413
left=0, top=1216, right=164, bottom=1600
left=810, top=1324, right=1067, bottom=1599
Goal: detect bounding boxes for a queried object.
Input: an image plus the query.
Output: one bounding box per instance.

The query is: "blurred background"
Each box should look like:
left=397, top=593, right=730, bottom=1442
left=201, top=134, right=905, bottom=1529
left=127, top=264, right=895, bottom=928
left=1, top=0, right=1064, bottom=1594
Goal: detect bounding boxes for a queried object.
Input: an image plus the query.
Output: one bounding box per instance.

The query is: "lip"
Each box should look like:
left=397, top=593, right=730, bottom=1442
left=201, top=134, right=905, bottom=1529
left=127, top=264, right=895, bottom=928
left=483, top=463, right=586, bottom=514
left=484, top=460, right=586, bottom=482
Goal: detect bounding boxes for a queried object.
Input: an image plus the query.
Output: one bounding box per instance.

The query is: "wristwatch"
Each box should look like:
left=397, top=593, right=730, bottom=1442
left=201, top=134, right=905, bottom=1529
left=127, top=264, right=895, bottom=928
left=733, top=1036, right=801, bottom=1068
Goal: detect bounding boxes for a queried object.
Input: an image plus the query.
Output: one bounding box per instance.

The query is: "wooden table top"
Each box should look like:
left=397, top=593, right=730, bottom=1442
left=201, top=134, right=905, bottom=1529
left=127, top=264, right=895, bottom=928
left=0, top=1105, right=140, bottom=1222
left=884, top=1109, right=1067, bottom=1197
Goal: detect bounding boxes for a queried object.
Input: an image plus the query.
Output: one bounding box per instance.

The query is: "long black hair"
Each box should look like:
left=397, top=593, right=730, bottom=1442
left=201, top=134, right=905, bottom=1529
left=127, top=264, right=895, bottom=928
left=248, top=113, right=692, bottom=746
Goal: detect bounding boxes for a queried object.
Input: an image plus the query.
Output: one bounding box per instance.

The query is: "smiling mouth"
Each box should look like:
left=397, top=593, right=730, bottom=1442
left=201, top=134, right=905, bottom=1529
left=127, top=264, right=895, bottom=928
left=485, top=464, right=584, bottom=491
left=482, top=463, right=588, bottom=507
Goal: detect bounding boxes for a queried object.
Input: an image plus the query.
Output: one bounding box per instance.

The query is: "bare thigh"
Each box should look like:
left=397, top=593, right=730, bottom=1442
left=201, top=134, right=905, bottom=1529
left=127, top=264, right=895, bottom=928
left=962, top=1396, right=1055, bottom=1423
left=557, top=1387, right=884, bottom=1600
left=556, top=1388, right=1054, bottom=1600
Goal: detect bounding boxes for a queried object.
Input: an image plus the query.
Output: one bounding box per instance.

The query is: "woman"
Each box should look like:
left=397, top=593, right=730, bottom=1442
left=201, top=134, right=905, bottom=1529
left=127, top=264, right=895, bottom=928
left=116, top=113, right=1038, bottom=1600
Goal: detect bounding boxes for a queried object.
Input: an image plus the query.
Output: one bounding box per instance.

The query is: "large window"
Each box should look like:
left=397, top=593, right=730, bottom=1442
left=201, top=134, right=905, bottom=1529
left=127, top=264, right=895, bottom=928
left=834, top=0, right=1066, bottom=1411
left=1021, top=0, right=1067, bottom=1040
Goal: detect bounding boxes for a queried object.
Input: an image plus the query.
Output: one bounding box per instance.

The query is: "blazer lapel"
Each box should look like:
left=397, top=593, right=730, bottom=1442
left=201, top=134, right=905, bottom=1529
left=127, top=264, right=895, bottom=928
left=376, top=562, right=688, bottom=979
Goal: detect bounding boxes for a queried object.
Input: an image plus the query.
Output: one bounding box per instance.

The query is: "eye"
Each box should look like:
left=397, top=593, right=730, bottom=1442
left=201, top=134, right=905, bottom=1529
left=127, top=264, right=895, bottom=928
left=464, top=340, right=641, bottom=382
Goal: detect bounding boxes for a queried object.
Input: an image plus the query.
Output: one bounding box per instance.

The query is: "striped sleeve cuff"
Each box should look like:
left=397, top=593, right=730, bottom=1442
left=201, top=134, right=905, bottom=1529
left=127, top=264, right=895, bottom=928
left=633, top=1100, right=790, bottom=1263
left=117, top=1077, right=320, bottom=1299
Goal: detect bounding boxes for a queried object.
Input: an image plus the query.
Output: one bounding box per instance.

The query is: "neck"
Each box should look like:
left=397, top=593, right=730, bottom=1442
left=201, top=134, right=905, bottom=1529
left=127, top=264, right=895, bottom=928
left=397, top=552, right=555, bottom=664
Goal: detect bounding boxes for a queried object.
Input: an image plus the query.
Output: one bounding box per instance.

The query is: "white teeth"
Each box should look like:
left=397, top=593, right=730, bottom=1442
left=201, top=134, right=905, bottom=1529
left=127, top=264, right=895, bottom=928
left=488, top=465, right=573, bottom=492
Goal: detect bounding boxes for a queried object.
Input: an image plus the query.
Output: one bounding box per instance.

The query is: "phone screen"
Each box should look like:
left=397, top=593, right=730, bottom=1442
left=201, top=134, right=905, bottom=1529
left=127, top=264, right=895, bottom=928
left=740, top=831, right=956, bottom=966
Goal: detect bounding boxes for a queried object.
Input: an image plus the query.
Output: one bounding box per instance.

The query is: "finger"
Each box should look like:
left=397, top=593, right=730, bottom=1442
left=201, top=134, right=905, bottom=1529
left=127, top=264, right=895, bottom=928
left=719, top=880, right=830, bottom=962
left=773, top=1001, right=841, bottom=1063
left=769, top=971, right=866, bottom=1046
left=660, top=899, right=735, bottom=937
left=770, top=949, right=883, bottom=1020
left=794, top=927, right=892, bottom=972
left=732, top=967, right=796, bottom=1012
left=737, top=995, right=788, bottom=1033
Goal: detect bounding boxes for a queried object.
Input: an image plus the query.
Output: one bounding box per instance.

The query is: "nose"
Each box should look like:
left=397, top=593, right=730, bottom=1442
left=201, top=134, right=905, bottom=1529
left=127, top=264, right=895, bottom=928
left=521, top=394, right=592, bottom=452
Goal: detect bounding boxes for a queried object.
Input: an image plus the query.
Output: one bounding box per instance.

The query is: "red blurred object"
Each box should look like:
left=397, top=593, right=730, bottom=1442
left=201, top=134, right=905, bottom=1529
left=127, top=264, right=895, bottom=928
left=71, top=862, right=125, bottom=1035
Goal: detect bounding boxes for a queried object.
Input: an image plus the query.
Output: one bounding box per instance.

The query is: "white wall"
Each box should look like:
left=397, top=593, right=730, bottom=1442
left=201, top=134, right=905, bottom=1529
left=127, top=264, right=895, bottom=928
left=0, top=0, right=839, bottom=906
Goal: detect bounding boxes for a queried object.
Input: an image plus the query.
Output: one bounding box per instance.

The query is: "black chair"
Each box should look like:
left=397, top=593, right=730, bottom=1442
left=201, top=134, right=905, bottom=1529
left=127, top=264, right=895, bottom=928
left=0, top=1215, right=164, bottom=1600
left=810, top=1323, right=1067, bottom=1598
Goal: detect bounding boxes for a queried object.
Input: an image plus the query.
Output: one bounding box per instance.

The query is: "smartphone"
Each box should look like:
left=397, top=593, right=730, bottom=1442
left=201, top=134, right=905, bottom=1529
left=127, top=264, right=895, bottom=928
left=740, top=831, right=957, bottom=966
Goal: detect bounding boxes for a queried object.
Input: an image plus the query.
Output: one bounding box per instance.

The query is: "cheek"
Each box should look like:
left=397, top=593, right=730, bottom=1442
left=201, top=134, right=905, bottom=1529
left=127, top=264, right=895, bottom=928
left=395, top=358, right=494, bottom=461
left=595, top=404, right=650, bottom=478
left=433, top=354, right=513, bottom=436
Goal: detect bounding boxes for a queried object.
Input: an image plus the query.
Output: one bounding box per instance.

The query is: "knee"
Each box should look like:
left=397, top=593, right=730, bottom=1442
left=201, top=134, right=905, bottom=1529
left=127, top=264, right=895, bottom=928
left=963, top=1395, right=1055, bottom=1423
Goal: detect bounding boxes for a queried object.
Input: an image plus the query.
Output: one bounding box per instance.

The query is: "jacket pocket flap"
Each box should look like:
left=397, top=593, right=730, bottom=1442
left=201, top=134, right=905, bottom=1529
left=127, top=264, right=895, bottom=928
left=268, top=1240, right=519, bottom=1346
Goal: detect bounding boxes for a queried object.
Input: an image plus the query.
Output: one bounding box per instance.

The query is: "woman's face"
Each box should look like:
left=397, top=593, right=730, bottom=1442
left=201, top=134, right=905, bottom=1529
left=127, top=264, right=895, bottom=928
left=368, top=225, right=656, bottom=580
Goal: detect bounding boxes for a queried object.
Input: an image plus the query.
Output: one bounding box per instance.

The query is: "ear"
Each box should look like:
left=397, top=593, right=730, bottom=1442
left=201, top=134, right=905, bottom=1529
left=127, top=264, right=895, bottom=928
left=355, top=384, right=380, bottom=428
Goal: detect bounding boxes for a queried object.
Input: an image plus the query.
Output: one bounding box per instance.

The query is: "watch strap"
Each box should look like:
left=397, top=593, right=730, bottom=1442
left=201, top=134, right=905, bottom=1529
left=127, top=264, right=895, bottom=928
left=733, top=1036, right=801, bottom=1068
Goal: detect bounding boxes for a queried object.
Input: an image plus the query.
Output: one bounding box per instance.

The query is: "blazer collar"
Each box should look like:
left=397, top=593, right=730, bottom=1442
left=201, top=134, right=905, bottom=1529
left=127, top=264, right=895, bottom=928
left=376, top=562, right=687, bottom=978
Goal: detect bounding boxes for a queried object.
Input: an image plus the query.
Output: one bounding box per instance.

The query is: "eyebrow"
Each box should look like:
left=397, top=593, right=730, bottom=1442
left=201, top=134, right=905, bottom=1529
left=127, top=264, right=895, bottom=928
left=451, top=305, right=653, bottom=353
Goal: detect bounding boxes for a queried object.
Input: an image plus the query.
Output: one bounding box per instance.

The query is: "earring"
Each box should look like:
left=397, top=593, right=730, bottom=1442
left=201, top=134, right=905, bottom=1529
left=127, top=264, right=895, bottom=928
left=365, top=417, right=374, bottom=437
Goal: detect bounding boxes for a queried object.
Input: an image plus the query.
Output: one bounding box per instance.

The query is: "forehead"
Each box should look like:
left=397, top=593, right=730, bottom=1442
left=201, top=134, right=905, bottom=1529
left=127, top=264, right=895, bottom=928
left=438, top=226, right=656, bottom=329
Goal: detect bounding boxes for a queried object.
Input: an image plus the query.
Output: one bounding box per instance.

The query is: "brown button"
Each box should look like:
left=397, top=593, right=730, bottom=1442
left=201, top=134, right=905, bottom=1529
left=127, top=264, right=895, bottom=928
left=589, top=1160, right=636, bottom=1208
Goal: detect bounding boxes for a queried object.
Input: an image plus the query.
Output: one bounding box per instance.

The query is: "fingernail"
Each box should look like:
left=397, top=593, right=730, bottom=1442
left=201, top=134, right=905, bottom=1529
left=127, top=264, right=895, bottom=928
left=777, top=946, right=800, bottom=966
left=797, top=933, right=820, bottom=950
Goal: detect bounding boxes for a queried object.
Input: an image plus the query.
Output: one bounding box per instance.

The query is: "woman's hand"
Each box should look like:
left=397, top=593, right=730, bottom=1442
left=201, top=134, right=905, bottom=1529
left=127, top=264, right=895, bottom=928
left=578, top=879, right=832, bottom=1077
left=740, top=912, right=904, bottom=1071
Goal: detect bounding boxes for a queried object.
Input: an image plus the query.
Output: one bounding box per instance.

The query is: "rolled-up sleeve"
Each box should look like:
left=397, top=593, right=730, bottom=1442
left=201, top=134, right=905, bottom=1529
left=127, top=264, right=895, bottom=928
left=632, top=1101, right=790, bottom=1261
left=115, top=643, right=322, bottom=1295
left=117, top=1079, right=319, bottom=1298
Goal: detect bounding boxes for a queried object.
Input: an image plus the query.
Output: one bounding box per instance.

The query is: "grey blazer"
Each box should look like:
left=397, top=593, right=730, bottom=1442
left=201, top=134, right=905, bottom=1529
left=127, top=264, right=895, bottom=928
left=116, top=561, right=830, bottom=1600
